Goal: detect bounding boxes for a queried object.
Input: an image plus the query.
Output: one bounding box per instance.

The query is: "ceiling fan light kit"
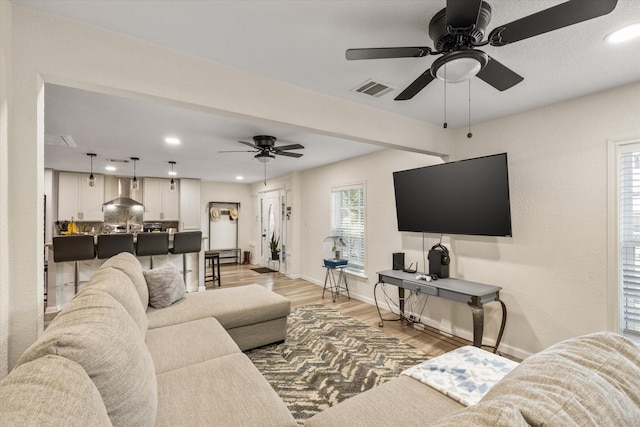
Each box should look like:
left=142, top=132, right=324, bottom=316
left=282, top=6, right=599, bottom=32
left=255, top=152, right=275, bottom=164
left=432, top=50, right=488, bottom=83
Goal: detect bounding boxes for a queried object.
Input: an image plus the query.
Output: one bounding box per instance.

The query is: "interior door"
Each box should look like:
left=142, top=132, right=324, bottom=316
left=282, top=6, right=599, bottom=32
left=260, top=190, right=281, bottom=267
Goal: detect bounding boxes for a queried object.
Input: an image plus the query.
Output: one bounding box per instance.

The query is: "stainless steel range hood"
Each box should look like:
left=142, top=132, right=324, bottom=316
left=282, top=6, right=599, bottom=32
left=103, top=178, right=143, bottom=207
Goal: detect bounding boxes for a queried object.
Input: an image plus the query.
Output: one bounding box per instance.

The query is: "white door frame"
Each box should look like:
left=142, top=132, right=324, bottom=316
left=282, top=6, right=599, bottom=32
left=259, top=189, right=285, bottom=270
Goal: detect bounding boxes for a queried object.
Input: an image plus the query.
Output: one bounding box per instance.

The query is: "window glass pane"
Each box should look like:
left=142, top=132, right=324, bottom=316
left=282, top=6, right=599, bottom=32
left=331, top=185, right=365, bottom=273
left=620, top=149, right=640, bottom=337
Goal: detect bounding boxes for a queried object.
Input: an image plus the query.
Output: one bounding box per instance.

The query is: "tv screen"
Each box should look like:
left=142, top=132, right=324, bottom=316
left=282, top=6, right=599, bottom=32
left=393, top=153, right=512, bottom=237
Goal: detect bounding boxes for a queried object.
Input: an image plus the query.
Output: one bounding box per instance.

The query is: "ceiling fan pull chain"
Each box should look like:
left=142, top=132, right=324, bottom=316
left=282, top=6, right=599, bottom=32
left=467, top=79, right=473, bottom=139
left=264, top=162, right=267, bottom=186
left=443, top=64, right=448, bottom=129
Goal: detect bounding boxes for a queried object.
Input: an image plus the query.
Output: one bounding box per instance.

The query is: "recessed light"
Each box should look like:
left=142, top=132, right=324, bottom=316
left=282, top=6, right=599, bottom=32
left=236, top=176, right=244, bottom=181
left=165, top=137, right=181, bottom=145
left=105, top=166, right=116, bottom=171
left=605, top=22, right=640, bottom=44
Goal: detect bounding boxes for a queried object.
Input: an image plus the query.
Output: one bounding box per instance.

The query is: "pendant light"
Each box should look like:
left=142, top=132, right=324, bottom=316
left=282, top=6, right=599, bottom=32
left=87, top=153, right=97, bottom=187
left=168, top=161, right=176, bottom=191
left=130, top=157, right=140, bottom=190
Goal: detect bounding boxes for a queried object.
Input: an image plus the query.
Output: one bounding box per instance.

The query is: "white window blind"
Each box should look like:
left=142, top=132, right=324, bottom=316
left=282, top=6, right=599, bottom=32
left=619, top=148, right=640, bottom=336
left=331, top=184, right=365, bottom=273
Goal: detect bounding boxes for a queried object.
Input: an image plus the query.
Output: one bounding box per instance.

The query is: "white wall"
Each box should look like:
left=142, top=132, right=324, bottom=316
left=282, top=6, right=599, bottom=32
left=299, top=149, right=443, bottom=301
left=0, top=0, right=12, bottom=378
left=449, top=82, right=640, bottom=357
left=199, top=181, right=253, bottom=255
left=295, top=82, right=640, bottom=359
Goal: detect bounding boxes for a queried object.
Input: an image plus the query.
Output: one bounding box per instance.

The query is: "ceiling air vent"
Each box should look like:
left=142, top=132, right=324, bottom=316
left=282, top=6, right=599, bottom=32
left=45, top=134, right=77, bottom=148
left=352, top=79, right=395, bottom=98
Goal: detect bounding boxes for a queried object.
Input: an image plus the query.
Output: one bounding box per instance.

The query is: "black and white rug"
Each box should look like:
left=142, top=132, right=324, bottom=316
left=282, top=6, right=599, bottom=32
left=245, top=304, right=429, bottom=423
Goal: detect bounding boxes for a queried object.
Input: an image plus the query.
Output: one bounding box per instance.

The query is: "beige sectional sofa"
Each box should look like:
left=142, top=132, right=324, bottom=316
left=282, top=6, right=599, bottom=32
left=0, top=252, right=296, bottom=427
left=2, top=251, right=640, bottom=426
left=306, top=331, right=640, bottom=426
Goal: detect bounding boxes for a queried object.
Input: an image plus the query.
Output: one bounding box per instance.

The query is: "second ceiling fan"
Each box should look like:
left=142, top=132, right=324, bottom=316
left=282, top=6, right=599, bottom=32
left=220, top=135, right=305, bottom=184
left=220, top=135, right=304, bottom=163
left=346, top=0, right=618, bottom=101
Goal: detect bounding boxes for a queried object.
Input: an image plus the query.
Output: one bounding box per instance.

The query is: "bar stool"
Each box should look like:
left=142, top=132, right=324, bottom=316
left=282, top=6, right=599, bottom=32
left=97, top=234, right=135, bottom=259
left=52, top=235, right=96, bottom=294
left=136, top=232, right=169, bottom=269
left=170, top=231, right=202, bottom=286
left=204, top=250, right=221, bottom=287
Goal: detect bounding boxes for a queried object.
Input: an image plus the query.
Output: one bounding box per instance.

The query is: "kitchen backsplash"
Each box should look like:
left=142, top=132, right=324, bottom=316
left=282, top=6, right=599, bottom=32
left=103, top=205, right=143, bottom=225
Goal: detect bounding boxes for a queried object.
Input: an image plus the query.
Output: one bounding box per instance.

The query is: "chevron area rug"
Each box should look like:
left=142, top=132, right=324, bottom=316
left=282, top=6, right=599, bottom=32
left=245, top=304, right=429, bottom=423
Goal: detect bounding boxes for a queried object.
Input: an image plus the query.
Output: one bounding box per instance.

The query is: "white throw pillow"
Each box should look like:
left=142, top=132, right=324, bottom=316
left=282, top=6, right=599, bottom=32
left=143, top=263, right=186, bottom=308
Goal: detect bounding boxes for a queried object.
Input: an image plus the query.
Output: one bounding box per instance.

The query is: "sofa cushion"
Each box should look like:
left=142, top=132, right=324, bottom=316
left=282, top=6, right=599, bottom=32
left=100, top=251, right=149, bottom=308
left=431, top=332, right=640, bottom=426
left=17, top=288, right=157, bottom=427
left=155, top=353, right=297, bottom=427
left=0, top=355, right=112, bottom=427
left=304, top=374, right=464, bottom=427
left=146, top=284, right=290, bottom=330
left=143, top=262, right=185, bottom=308
left=84, top=266, right=148, bottom=334
left=145, top=317, right=241, bottom=374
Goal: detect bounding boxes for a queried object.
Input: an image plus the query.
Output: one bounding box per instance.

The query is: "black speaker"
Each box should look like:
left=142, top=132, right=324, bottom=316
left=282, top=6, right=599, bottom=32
left=392, top=252, right=405, bottom=270
left=428, top=244, right=450, bottom=278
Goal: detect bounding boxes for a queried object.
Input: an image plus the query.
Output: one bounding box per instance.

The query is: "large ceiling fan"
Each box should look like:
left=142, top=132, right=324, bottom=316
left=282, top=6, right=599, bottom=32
left=220, top=135, right=305, bottom=163
left=220, top=135, right=305, bottom=184
left=346, top=0, right=618, bottom=101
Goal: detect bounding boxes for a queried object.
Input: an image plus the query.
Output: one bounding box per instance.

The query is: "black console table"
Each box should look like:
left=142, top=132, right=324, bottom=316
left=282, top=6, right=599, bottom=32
left=376, top=270, right=507, bottom=352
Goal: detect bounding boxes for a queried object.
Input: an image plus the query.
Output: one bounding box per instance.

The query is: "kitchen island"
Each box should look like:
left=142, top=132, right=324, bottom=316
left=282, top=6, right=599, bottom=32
left=45, top=233, right=208, bottom=313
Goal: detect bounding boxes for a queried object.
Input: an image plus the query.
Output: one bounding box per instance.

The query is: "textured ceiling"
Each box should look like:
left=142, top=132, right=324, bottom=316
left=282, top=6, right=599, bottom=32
left=13, top=0, right=640, bottom=181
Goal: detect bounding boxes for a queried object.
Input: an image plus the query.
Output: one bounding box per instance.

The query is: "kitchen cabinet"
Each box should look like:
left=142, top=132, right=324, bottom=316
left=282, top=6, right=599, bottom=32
left=143, top=178, right=179, bottom=221
left=58, top=172, right=105, bottom=221
left=179, top=179, right=201, bottom=230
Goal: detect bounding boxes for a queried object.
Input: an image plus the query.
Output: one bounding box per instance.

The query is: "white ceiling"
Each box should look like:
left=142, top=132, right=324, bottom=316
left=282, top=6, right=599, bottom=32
left=14, top=0, right=640, bottom=182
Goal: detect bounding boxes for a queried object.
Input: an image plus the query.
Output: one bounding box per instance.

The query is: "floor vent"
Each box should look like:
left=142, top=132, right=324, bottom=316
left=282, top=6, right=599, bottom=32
left=352, top=79, right=395, bottom=98
left=45, top=134, right=77, bottom=148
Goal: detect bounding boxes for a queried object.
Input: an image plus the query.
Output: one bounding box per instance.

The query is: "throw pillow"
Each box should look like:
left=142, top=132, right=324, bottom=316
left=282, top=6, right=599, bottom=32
left=143, top=263, right=186, bottom=308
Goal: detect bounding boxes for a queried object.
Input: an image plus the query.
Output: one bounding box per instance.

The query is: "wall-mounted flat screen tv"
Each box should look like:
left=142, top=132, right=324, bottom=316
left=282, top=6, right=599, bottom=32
left=393, top=153, right=512, bottom=237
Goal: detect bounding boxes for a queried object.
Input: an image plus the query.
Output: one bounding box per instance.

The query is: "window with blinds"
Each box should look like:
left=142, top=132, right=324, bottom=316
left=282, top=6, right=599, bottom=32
left=619, top=147, right=640, bottom=336
left=331, top=184, right=365, bottom=274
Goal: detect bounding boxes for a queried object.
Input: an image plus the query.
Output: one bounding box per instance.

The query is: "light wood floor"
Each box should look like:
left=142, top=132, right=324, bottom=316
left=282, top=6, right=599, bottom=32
left=210, top=263, right=474, bottom=359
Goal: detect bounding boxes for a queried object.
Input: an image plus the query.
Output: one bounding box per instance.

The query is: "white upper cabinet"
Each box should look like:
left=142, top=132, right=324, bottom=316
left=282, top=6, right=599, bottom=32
left=179, top=179, right=201, bottom=230
left=143, top=178, right=179, bottom=221
left=58, top=172, right=104, bottom=221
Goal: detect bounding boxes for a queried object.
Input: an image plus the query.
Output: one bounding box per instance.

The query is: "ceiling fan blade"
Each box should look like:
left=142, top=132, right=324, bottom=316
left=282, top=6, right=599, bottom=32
left=394, top=70, right=435, bottom=101
left=275, top=151, right=303, bottom=158
left=218, top=150, right=257, bottom=153
left=238, top=140, right=259, bottom=149
left=275, top=144, right=304, bottom=151
left=346, top=47, right=431, bottom=60
left=489, top=0, right=618, bottom=46
left=476, top=56, right=524, bottom=91
left=446, top=0, right=483, bottom=30
left=476, top=57, right=524, bottom=91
